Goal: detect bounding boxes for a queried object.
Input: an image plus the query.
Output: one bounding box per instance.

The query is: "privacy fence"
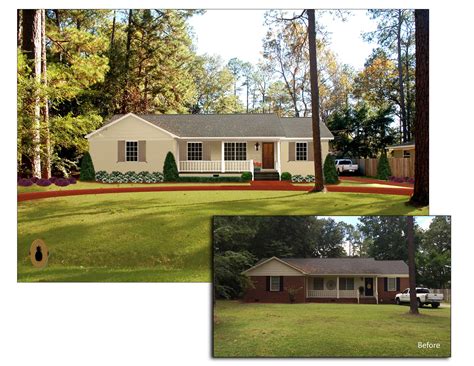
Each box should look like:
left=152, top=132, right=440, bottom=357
left=354, top=157, right=415, bottom=178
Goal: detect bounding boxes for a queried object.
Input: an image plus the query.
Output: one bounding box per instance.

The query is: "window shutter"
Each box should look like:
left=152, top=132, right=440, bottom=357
left=203, top=142, right=211, bottom=160
left=396, top=277, right=400, bottom=291
left=266, top=276, right=270, bottom=291
left=138, top=141, right=147, bottom=162
left=308, top=142, right=314, bottom=161
left=179, top=141, right=187, bottom=161
left=280, top=276, right=284, bottom=292
left=117, top=140, right=125, bottom=162
left=288, top=142, right=295, bottom=161
left=384, top=277, right=388, bottom=291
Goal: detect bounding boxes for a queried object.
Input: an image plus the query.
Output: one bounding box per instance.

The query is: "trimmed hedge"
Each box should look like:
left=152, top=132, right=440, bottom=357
left=281, top=172, right=292, bottom=181
left=376, top=153, right=392, bottom=180
left=241, top=172, right=252, bottom=181
left=323, top=154, right=339, bottom=184
left=80, top=152, right=96, bottom=181
left=177, top=176, right=244, bottom=183
left=163, top=152, right=179, bottom=182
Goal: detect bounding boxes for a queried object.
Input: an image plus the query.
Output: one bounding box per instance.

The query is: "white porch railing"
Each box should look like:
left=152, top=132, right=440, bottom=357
left=179, top=160, right=253, bottom=174
left=307, top=289, right=359, bottom=299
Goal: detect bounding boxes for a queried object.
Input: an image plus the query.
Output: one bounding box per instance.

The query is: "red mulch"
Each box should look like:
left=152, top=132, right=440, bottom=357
left=18, top=180, right=412, bottom=202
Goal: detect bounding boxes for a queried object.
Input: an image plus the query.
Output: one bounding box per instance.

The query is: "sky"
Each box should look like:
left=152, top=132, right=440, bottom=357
left=319, top=216, right=436, bottom=230
left=188, top=10, right=378, bottom=71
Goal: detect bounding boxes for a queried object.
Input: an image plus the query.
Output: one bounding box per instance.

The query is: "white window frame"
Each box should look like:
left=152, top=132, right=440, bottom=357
left=187, top=142, right=203, bottom=161
left=224, top=142, right=247, bottom=161
left=125, top=140, right=139, bottom=162
left=270, top=276, right=280, bottom=292
left=295, top=141, right=308, bottom=161
left=387, top=277, right=397, bottom=291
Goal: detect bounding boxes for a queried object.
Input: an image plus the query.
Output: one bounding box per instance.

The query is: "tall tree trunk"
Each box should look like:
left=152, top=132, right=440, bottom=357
left=121, top=9, right=133, bottom=114
left=246, top=77, right=249, bottom=113
left=405, top=34, right=412, bottom=142
left=406, top=216, right=419, bottom=315
left=307, top=9, right=324, bottom=192
left=110, top=10, right=116, bottom=51
left=17, top=10, right=22, bottom=48
left=40, top=9, right=51, bottom=178
left=396, top=10, right=408, bottom=142
left=22, top=10, right=42, bottom=177
left=409, top=10, right=429, bottom=207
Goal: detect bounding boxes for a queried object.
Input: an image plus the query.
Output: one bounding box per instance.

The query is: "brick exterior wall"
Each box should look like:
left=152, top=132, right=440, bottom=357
left=244, top=276, right=306, bottom=303
left=377, top=277, right=410, bottom=304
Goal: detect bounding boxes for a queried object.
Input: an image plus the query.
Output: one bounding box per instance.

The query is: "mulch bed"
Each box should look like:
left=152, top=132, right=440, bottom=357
left=18, top=180, right=413, bottom=202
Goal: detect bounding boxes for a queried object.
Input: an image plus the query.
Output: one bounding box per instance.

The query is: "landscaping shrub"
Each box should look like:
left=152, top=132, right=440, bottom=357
left=291, top=174, right=304, bottom=183
left=31, top=177, right=39, bottom=183
left=241, top=172, right=252, bottom=181
left=281, top=172, right=292, bottom=181
left=36, top=178, right=52, bottom=186
left=49, top=176, right=57, bottom=183
left=94, top=170, right=164, bottom=184
left=304, top=175, right=315, bottom=183
left=18, top=178, right=33, bottom=187
left=376, top=153, right=391, bottom=180
left=68, top=177, right=77, bottom=184
left=163, top=152, right=179, bottom=182
left=323, top=154, right=339, bottom=184
left=80, top=151, right=96, bottom=181
left=55, top=178, right=70, bottom=187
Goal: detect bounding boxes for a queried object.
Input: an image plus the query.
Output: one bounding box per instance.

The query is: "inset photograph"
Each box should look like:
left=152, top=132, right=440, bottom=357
left=212, top=216, right=451, bottom=358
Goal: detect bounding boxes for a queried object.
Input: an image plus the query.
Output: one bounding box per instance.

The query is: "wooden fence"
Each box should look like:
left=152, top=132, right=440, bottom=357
left=430, top=289, right=451, bottom=303
left=354, top=157, right=415, bottom=178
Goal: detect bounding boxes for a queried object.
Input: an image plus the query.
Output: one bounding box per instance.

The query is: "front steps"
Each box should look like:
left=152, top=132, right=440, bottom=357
left=254, top=171, right=280, bottom=181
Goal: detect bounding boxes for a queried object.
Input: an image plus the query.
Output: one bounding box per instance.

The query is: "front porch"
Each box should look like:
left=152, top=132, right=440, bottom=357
left=177, top=140, right=281, bottom=179
left=305, top=276, right=378, bottom=304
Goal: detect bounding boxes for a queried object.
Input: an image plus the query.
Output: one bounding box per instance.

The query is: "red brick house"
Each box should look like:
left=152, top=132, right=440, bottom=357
left=242, top=257, right=409, bottom=304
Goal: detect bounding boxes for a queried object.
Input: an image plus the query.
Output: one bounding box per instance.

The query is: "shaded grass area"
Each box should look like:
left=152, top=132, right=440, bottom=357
left=18, top=191, right=427, bottom=282
left=213, top=301, right=451, bottom=358
left=17, top=181, right=250, bottom=193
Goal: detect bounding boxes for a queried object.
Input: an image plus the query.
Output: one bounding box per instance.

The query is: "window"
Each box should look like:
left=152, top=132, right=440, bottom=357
left=224, top=142, right=247, bottom=160
left=403, top=150, right=411, bottom=158
left=339, top=277, right=355, bottom=291
left=270, top=276, right=280, bottom=292
left=387, top=277, right=397, bottom=291
left=187, top=142, right=202, bottom=161
left=126, top=141, right=138, bottom=162
left=313, top=277, right=324, bottom=290
left=296, top=142, right=308, bottom=161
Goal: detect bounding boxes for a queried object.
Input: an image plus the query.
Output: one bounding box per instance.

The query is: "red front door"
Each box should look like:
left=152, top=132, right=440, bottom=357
left=262, top=143, right=274, bottom=169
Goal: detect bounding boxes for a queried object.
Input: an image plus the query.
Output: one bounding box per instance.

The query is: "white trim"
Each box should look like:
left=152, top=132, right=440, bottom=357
left=125, top=140, right=139, bottom=162
left=186, top=141, right=203, bottom=161
left=282, top=137, right=333, bottom=141
left=179, top=137, right=334, bottom=141
left=269, top=276, right=281, bottom=292
left=223, top=141, right=247, bottom=161
left=241, top=257, right=306, bottom=275
left=85, top=113, right=179, bottom=139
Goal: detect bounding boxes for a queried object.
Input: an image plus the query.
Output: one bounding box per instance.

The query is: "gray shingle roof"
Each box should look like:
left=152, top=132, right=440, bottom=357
left=256, top=257, right=408, bottom=275
left=101, top=113, right=334, bottom=139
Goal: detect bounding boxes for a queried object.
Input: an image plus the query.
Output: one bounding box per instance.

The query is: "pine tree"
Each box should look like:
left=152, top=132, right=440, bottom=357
left=163, top=152, right=179, bottom=182
left=323, top=154, right=339, bottom=184
left=376, top=153, right=391, bottom=180
left=79, top=152, right=95, bottom=181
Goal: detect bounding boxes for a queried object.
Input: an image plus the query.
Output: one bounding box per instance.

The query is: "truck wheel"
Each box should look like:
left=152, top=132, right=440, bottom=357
left=418, top=299, right=423, bottom=308
left=432, top=303, right=440, bottom=308
left=396, top=298, right=401, bottom=305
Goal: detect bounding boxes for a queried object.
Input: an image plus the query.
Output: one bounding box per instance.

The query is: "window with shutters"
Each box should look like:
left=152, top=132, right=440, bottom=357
left=126, top=141, right=138, bottom=162
left=296, top=142, right=308, bottom=161
left=387, top=277, right=397, bottom=291
left=224, top=142, right=247, bottom=160
left=187, top=142, right=203, bottom=160
left=339, top=277, right=355, bottom=290
left=270, top=276, right=280, bottom=292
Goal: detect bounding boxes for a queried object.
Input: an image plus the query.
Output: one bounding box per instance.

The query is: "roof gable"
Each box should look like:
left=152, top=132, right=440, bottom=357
left=242, top=257, right=305, bottom=276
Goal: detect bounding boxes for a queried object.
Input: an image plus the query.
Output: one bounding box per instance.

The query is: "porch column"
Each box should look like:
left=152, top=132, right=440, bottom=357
left=375, top=276, right=378, bottom=304
left=276, top=140, right=281, bottom=178
left=221, top=141, right=225, bottom=173
left=336, top=276, right=339, bottom=299
left=176, top=140, right=180, bottom=172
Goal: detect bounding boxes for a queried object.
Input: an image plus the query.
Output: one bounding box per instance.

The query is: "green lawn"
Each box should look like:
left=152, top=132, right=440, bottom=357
left=213, top=301, right=451, bottom=358
left=18, top=190, right=427, bottom=282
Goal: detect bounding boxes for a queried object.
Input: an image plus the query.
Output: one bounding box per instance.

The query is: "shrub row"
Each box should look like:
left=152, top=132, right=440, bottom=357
left=17, top=177, right=77, bottom=187
left=389, top=176, right=415, bottom=184
left=291, top=174, right=316, bottom=183
left=95, top=171, right=164, bottom=184
left=177, top=176, right=247, bottom=183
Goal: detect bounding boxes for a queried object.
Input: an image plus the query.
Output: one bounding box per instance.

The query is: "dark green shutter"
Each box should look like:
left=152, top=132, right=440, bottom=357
left=280, top=276, right=284, bottom=291
left=384, top=277, right=388, bottom=291
left=396, top=277, right=400, bottom=291
left=266, top=276, right=270, bottom=291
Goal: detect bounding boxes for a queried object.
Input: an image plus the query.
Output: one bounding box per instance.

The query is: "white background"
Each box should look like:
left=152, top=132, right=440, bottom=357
left=2, top=0, right=473, bottom=365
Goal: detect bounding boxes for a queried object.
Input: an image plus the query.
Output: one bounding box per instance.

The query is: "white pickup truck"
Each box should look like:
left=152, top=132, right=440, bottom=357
left=335, top=159, right=358, bottom=174
left=395, top=288, right=444, bottom=308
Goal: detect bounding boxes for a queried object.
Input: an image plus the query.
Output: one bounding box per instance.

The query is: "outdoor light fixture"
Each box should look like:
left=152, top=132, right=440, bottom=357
left=254, top=142, right=260, bottom=151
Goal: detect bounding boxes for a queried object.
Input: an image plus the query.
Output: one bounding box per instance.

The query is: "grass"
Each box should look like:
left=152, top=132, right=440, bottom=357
left=18, top=190, right=427, bottom=282
left=213, top=301, right=451, bottom=358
